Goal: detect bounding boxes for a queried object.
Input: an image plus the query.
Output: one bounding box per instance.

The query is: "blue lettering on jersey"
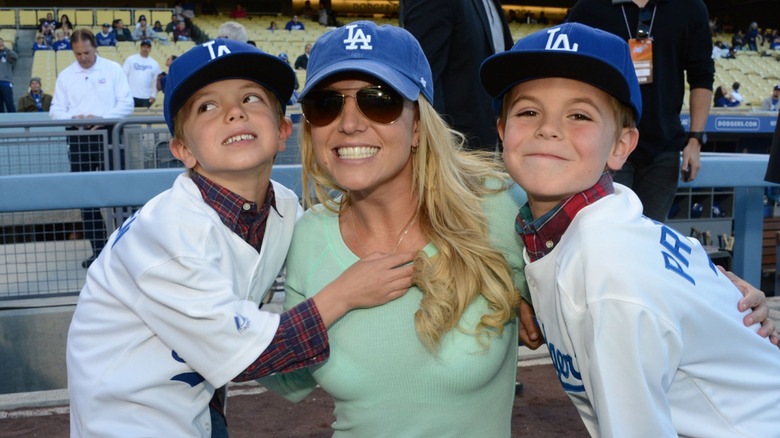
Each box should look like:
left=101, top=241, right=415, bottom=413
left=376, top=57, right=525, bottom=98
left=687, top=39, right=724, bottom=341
left=111, top=210, right=140, bottom=248
left=170, top=349, right=205, bottom=387
left=234, top=313, right=250, bottom=333
left=659, top=225, right=695, bottom=285
left=543, top=325, right=585, bottom=392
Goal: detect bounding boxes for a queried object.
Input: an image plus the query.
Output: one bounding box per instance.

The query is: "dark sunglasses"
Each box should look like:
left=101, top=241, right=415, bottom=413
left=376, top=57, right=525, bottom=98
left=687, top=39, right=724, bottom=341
left=300, top=86, right=405, bottom=127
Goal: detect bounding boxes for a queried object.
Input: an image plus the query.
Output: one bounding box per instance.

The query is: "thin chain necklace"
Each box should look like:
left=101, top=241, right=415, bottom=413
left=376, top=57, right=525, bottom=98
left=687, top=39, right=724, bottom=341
left=350, top=208, right=418, bottom=256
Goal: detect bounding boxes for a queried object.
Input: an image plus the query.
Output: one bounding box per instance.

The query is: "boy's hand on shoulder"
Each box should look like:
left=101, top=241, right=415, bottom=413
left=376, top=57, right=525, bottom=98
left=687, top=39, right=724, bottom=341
left=720, top=265, right=779, bottom=347
left=518, top=299, right=545, bottom=350
left=313, top=251, right=416, bottom=327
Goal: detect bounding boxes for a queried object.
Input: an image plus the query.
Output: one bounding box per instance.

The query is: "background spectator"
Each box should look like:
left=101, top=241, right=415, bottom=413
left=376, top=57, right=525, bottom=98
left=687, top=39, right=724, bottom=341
left=268, top=21, right=279, bottom=31
left=113, top=19, right=133, bottom=42
left=18, top=77, right=52, bottom=112
left=49, top=29, right=134, bottom=268
left=165, top=14, right=178, bottom=33
left=52, top=29, right=72, bottom=51
left=133, top=17, right=158, bottom=41
left=56, top=14, right=72, bottom=30
left=285, top=15, right=305, bottom=30
left=173, top=20, right=191, bottom=42
left=217, top=21, right=248, bottom=42
left=230, top=2, right=248, bottom=19
left=761, top=85, right=780, bottom=111
left=32, top=33, right=51, bottom=51
left=732, top=29, right=745, bottom=50
left=402, top=0, right=514, bottom=151
left=713, top=84, right=740, bottom=107
left=0, top=37, right=18, bottom=112
left=96, top=23, right=116, bottom=47
left=153, top=20, right=164, bottom=33
left=731, top=81, right=743, bottom=103
left=748, top=21, right=759, bottom=51
left=568, top=0, right=715, bottom=222
left=295, top=43, right=311, bottom=70
left=123, top=40, right=161, bottom=108
left=41, top=22, right=54, bottom=45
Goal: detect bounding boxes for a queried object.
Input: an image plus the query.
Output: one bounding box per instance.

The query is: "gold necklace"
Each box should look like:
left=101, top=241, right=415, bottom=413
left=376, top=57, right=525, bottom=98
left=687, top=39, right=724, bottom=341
left=350, top=208, right=418, bottom=256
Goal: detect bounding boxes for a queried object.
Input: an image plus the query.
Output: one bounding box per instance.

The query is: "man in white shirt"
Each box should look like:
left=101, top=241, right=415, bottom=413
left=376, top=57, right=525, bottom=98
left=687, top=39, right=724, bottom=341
left=123, top=39, right=161, bottom=108
left=731, top=81, right=743, bottom=104
left=50, top=29, right=133, bottom=268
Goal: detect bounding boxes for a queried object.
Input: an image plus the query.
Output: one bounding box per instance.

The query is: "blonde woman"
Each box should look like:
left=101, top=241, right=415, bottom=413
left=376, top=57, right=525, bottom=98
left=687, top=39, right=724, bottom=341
left=258, top=21, right=531, bottom=437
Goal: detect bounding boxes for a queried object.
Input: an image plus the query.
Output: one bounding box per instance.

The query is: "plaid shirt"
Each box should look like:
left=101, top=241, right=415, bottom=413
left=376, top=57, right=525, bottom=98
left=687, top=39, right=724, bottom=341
left=516, top=172, right=614, bottom=263
left=191, top=172, right=329, bottom=379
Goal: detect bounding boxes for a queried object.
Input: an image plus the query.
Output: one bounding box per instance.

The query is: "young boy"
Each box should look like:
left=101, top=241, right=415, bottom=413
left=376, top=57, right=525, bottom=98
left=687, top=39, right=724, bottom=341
left=66, top=39, right=414, bottom=437
left=480, top=23, right=780, bottom=437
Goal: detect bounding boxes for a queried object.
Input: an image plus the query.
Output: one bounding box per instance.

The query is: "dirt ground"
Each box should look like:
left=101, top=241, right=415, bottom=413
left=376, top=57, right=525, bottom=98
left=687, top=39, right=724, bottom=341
left=0, top=362, right=588, bottom=437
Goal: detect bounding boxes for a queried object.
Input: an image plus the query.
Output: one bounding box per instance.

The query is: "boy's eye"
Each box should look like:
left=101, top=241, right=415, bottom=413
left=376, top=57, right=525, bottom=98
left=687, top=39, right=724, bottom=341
left=198, top=102, right=217, bottom=113
left=516, top=110, right=538, bottom=118
left=244, top=95, right=262, bottom=104
left=570, top=113, right=593, bottom=121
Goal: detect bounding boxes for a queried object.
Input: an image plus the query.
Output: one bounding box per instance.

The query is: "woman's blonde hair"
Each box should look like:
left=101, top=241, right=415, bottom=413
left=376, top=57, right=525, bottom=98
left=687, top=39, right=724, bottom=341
left=301, top=95, right=521, bottom=351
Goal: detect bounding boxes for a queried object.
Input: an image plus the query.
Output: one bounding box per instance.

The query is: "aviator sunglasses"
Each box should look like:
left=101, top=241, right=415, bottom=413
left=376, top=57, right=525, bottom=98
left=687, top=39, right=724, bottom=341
left=300, top=85, right=405, bottom=127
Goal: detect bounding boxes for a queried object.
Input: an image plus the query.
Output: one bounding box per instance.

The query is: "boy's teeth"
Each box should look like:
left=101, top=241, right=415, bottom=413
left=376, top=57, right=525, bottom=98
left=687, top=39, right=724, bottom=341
left=337, top=146, right=379, bottom=159
left=224, top=134, right=255, bottom=145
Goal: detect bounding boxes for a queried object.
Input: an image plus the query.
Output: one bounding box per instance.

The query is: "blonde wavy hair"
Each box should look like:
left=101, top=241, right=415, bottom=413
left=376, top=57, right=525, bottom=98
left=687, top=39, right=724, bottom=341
left=301, top=94, right=522, bottom=351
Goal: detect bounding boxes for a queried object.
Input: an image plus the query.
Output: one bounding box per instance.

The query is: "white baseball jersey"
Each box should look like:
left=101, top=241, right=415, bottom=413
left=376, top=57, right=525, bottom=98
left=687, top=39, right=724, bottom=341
left=524, top=184, right=780, bottom=437
left=67, top=174, right=302, bottom=437
left=123, top=53, right=161, bottom=100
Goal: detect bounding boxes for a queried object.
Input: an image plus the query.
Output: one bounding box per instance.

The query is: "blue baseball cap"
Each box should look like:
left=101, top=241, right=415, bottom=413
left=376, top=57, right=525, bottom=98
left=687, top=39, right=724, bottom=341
left=163, top=38, right=295, bottom=134
left=480, top=22, right=642, bottom=122
left=300, top=21, right=433, bottom=103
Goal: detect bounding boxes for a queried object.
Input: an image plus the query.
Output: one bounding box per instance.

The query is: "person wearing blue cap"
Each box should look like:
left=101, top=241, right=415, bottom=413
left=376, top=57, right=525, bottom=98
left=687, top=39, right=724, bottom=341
left=258, top=21, right=536, bottom=436
left=66, top=38, right=413, bottom=437
left=95, top=22, right=117, bottom=47
left=123, top=39, right=162, bottom=108
left=481, top=22, right=780, bottom=436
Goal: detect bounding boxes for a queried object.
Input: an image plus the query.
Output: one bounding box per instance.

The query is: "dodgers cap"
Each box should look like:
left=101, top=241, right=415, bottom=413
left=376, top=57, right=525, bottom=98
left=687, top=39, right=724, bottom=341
left=774, top=85, right=780, bottom=91
left=163, top=38, right=295, bottom=134
left=480, top=22, right=642, bottom=122
left=140, top=39, right=152, bottom=47
left=300, top=21, right=433, bottom=103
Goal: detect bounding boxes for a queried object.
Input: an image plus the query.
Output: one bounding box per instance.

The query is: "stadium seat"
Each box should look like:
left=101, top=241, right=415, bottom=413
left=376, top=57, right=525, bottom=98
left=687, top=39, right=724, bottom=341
left=18, top=10, right=38, bottom=26
left=0, top=10, right=15, bottom=27
left=75, top=9, right=94, bottom=27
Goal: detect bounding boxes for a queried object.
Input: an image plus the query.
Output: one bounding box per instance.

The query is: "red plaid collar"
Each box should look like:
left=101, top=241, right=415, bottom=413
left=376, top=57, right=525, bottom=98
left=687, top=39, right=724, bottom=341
left=191, top=172, right=277, bottom=251
left=516, top=172, right=614, bottom=262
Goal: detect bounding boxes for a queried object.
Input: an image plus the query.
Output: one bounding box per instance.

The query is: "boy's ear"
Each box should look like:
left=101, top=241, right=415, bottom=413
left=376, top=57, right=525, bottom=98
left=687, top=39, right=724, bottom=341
left=169, top=137, right=198, bottom=169
left=277, top=116, right=293, bottom=153
left=607, top=127, right=638, bottom=171
left=496, top=117, right=505, bottom=142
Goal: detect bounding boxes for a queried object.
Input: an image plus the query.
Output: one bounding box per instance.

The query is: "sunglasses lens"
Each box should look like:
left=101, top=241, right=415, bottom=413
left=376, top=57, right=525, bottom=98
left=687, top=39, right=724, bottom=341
left=356, top=87, right=404, bottom=124
left=301, top=90, right=344, bottom=126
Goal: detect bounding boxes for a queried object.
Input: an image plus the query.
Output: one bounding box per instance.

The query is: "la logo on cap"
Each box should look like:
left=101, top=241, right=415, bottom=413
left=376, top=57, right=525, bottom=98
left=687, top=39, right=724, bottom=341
left=343, top=24, right=372, bottom=50
left=203, top=40, right=231, bottom=60
left=545, top=27, right=578, bottom=52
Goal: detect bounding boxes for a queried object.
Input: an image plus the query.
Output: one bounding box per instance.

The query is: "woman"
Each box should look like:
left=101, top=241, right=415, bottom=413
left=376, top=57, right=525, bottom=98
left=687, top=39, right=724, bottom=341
left=259, top=21, right=531, bottom=436
left=57, top=14, right=73, bottom=30
left=260, top=21, right=776, bottom=437
left=714, top=84, right=740, bottom=107
left=32, top=33, right=51, bottom=51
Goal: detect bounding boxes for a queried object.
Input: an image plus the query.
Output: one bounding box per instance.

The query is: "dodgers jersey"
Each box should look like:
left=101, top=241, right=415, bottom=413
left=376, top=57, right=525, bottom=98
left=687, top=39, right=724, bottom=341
left=67, top=174, right=301, bottom=437
left=524, top=184, right=780, bottom=437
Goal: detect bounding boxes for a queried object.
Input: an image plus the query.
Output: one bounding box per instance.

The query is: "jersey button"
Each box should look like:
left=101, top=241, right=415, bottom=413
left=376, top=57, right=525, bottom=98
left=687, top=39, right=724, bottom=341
left=242, top=202, right=251, bottom=211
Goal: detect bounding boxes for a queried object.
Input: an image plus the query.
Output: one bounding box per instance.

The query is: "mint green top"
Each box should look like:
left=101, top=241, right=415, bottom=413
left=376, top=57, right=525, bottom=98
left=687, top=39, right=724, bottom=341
left=259, top=186, right=528, bottom=437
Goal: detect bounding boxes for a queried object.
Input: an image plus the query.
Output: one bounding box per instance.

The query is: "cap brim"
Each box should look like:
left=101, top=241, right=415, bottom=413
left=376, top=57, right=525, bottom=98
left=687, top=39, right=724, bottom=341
left=168, top=51, right=295, bottom=128
left=481, top=51, right=633, bottom=117
left=300, top=59, right=421, bottom=102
